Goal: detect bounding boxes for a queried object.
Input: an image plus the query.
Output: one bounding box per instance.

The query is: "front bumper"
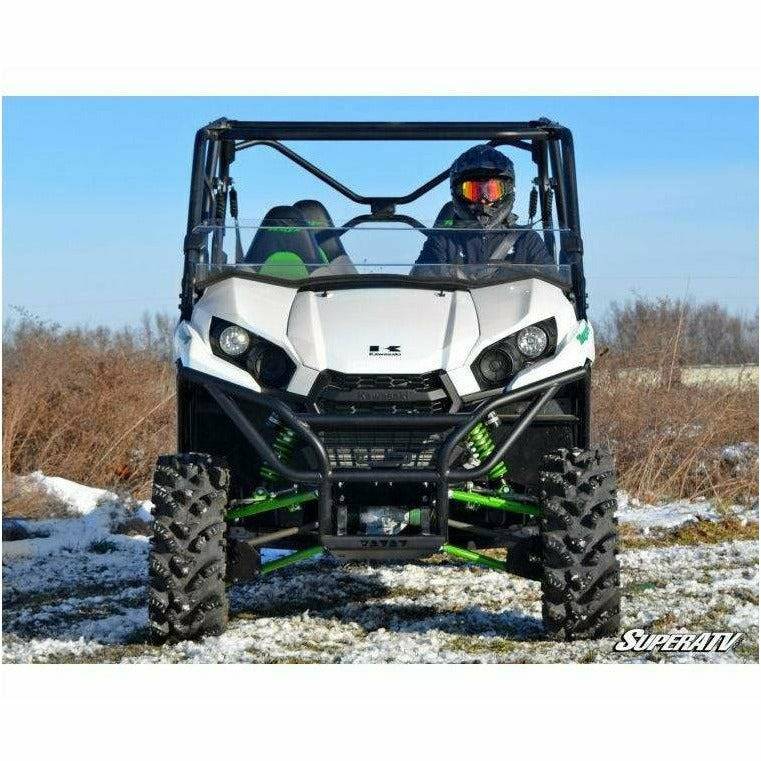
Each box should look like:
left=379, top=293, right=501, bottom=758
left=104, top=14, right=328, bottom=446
left=178, top=363, right=588, bottom=557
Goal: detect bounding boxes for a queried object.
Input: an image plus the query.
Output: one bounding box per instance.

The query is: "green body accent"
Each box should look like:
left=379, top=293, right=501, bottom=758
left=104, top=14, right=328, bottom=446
left=227, top=490, right=317, bottom=521
left=467, top=422, right=508, bottom=480
left=448, top=489, right=541, bottom=517
left=260, top=545, right=324, bottom=575
left=577, top=323, right=590, bottom=344
left=259, top=420, right=298, bottom=485
left=441, top=543, right=507, bottom=571
left=441, top=219, right=455, bottom=227
left=259, top=251, right=309, bottom=280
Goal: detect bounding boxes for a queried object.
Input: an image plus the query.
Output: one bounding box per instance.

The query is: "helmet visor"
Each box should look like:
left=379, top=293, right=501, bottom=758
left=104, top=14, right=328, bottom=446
left=458, top=178, right=512, bottom=204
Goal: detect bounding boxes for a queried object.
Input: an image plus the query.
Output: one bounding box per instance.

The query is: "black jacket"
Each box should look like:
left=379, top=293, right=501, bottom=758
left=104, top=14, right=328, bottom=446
left=412, top=224, right=553, bottom=280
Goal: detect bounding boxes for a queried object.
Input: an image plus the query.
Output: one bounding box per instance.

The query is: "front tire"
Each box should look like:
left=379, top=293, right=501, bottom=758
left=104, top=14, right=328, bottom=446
left=539, top=446, right=620, bottom=640
left=149, top=453, right=230, bottom=644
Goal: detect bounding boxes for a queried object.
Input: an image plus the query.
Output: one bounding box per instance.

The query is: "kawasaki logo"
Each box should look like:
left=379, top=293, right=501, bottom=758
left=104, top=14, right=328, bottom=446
left=369, top=345, right=401, bottom=356
left=354, top=389, right=416, bottom=401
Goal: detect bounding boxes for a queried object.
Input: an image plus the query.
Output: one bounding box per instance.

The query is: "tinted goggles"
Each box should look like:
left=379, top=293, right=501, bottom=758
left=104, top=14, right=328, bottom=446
left=458, top=177, right=512, bottom=203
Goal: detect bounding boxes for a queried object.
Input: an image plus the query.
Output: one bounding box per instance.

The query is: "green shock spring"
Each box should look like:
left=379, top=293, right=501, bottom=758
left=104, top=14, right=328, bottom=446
left=467, top=418, right=508, bottom=480
left=259, top=415, right=297, bottom=486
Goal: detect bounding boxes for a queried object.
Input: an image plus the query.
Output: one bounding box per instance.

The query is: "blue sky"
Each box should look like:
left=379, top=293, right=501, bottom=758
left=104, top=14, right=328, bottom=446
left=2, top=96, right=758, bottom=327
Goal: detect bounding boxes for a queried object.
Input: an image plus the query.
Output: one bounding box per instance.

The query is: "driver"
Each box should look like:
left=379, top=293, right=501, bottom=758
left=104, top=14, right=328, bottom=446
left=413, top=145, right=553, bottom=278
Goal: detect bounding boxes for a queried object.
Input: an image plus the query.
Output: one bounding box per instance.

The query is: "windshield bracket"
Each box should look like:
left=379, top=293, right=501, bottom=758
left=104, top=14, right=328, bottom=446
left=369, top=198, right=396, bottom=217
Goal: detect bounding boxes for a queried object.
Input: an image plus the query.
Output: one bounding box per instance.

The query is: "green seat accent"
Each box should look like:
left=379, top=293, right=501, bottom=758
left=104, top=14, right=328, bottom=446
left=307, top=223, right=333, bottom=260
left=259, top=251, right=310, bottom=280
left=261, top=226, right=328, bottom=263
left=262, top=228, right=330, bottom=263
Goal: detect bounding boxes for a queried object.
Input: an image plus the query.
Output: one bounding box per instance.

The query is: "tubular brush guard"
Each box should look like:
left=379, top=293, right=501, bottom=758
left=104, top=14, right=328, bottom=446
left=179, top=364, right=587, bottom=558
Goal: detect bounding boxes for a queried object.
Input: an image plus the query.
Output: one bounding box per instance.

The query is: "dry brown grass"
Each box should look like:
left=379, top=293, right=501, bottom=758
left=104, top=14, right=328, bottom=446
left=620, top=517, right=759, bottom=550
left=593, top=327, right=758, bottom=504
left=2, top=476, right=73, bottom=519
left=593, top=366, right=758, bottom=503
left=2, top=315, right=175, bottom=499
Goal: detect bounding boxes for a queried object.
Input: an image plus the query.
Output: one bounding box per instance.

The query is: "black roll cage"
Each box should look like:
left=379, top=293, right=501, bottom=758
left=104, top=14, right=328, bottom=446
left=181, top=118, right=587, bottom=319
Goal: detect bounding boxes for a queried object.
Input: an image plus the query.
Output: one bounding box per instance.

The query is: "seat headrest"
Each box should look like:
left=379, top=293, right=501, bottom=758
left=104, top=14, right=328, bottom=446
left=293, top=199, right=347, bottom=261
left=245, top=205, right=326, bottom=264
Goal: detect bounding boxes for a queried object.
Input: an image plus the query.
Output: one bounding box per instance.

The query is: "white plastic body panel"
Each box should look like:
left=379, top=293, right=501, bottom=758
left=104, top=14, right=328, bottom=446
left=176, top=276, right=595, bottom=397
left=464, top=279, right=594, bottom=394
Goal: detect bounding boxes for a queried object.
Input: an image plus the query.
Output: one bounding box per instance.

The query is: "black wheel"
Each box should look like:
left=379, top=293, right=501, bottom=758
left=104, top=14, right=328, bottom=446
left=149, top=453, right=230, bottom=644
left=538, top=445, right=620, bottom=640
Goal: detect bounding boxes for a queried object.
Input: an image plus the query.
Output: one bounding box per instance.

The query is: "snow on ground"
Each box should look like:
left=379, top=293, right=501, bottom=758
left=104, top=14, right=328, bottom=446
left=2, top=474, right=758, bottom=664
left=2, top=472, right=152, bottom=561
left=615, top=491, right=758, bottom=531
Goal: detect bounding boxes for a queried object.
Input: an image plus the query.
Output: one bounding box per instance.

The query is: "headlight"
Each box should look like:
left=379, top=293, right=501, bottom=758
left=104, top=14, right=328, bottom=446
left=477, top=349, right=513, bottom=385
left=516, top=325, right=548, bottom=358
left=210, top=317, right=297, bottom=390
left=248, top=344, right=293, bottom=388
left=470, top=318, right=556, bottom=391
left=218, top=325, right=251, bottom=356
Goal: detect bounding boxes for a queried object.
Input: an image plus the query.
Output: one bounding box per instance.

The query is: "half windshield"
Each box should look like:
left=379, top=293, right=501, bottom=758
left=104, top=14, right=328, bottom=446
left=193, top=221, right=572, bottom=287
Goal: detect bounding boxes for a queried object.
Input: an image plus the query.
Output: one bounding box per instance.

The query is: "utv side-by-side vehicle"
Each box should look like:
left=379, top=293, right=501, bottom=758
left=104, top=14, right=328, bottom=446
left=148, top=118, right=620, bottom=644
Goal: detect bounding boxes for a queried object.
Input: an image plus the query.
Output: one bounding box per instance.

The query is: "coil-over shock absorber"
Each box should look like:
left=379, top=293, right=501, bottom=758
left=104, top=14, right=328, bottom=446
left=466, top=411, right=508, bottom=482
left=258, top=414, right=297, bottom=488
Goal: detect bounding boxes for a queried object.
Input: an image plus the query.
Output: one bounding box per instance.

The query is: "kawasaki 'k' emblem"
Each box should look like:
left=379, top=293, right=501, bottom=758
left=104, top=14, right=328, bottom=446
left=369, top=345, right=401, bottom=356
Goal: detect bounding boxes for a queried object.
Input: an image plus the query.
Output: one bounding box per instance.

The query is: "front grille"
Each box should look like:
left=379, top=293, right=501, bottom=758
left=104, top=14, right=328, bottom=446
left=321, top=400, right=450, bottom=415
left=313, top=372, right=452, bottom=469
left=314, top=371, right=450, bottom=416
left=328, top=373, right=443, bottom=392
left=320, top=429, right=444, bottom=469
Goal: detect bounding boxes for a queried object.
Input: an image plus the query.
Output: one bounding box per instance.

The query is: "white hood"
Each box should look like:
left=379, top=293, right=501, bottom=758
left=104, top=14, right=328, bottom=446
left=287, top=288, right=480, bottom=374
left=180, top=276, right=592, bottom=397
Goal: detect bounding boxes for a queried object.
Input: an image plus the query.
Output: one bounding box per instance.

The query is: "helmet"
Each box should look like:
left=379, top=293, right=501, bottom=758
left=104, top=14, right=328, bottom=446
left=449, top=145, right=516, bottom=226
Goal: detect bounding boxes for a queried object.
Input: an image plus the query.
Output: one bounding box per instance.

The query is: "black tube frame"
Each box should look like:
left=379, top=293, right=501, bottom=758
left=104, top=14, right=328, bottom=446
left=179, top=363, right=588, bottom=547
left=181, top=118, right=586, bottom=319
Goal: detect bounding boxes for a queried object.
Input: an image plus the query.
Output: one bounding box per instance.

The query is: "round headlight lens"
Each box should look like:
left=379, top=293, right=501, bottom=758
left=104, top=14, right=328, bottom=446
left=249, top=345, right=292, bottom=388
left=218, top=325, right=250, bottom=356
left=516, top=326, right=548, bottom=358
left=478, top=349, right=513, bottom=385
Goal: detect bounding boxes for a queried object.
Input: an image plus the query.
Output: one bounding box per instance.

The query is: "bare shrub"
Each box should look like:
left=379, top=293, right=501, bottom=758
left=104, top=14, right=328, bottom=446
left=593, top=298, right=758, bottom=503
left=2, top=312, right=175, bottom=498
left=597, top=297, right=758, bottom=366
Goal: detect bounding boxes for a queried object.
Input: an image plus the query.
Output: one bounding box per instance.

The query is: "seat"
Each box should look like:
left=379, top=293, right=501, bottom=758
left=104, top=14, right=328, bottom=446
left=293, top=199, right=348, bottom=261
left=245, top=205, right=327, bottom=278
